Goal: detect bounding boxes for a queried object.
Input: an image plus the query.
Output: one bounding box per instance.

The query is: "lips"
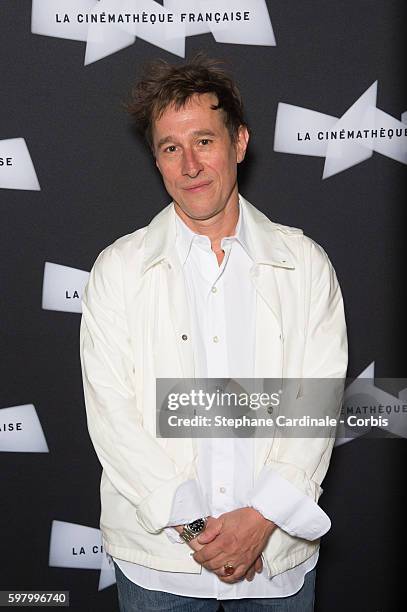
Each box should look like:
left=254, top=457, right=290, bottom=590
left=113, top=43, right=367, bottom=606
left=183, top=182, right=212, bottom=192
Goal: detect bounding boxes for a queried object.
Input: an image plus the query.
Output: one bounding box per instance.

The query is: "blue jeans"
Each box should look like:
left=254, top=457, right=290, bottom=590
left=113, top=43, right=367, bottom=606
left=113, top=561, right=316, bottom=611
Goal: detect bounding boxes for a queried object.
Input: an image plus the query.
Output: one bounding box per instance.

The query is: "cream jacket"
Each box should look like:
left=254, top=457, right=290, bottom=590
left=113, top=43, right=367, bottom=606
left=79, top=194, right=348, bottom=577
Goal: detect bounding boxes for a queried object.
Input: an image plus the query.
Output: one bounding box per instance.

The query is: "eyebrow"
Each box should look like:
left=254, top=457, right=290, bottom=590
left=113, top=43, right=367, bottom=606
left=156, top=130, right=217, bottom=150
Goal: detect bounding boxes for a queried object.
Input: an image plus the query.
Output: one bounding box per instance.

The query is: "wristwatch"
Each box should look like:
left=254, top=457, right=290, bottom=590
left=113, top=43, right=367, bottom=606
left=179, top=517, right=208, bottom=543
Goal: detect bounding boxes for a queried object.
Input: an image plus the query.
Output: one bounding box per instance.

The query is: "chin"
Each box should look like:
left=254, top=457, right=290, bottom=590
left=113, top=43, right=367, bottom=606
left=184, top=204, right=220, bottom=220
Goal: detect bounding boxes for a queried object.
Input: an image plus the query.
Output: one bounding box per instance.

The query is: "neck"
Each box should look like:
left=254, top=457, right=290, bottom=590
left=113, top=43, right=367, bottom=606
left=174, top=189, right=240, bottom=255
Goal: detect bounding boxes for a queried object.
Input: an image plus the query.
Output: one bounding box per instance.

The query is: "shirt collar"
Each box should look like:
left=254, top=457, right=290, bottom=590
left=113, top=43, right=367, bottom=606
left=175, top=195, right=253, bottom=266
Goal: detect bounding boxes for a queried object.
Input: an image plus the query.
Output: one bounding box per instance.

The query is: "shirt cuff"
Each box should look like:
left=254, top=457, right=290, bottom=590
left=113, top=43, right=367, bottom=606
left=247, top=466, right=331, bottom=541
left=163, top=526, right=185, bottom=544
left=168, top=478, right=210, bottom=522
left=163, top=479, right=210, bottom=544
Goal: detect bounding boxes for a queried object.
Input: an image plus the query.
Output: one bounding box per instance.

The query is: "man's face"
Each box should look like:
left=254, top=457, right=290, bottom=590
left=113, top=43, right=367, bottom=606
left=152, top=93, right=249, bottom=221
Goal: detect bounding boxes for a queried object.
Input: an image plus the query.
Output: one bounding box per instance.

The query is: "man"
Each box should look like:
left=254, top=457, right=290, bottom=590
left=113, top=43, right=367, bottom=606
left=79, top=55, right=348, bottom=611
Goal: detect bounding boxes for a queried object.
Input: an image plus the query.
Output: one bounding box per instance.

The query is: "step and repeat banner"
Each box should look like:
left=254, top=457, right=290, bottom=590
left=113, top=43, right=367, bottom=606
left=1, top=1, right=405, bottom=610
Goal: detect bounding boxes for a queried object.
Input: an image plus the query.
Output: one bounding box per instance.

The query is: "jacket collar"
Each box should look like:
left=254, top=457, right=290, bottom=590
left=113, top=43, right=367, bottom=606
left=141, top=194, right=296, bottom=274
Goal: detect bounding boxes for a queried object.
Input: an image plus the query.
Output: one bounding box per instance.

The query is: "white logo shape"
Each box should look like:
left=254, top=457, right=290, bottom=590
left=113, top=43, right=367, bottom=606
left=0, top=404, right=49, bottom=452
left=49, top=520, right=116, bottom=591
left=42, top=262, right=89, bottom=313
left=274, top=81, right=407, bottom=178
left=335, top=362, right=407, bottom=446
left=0, top=138, right=40, bottom=190
left=31, top=0, right=275, bottom=65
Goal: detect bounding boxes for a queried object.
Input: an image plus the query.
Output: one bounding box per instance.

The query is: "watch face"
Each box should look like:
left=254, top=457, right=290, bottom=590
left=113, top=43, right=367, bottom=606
left=188, top=518, right=205, bottom=533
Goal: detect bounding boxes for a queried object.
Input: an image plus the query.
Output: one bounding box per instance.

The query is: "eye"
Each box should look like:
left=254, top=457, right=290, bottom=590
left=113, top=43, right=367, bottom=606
left=199, top=139, right=212, bottom=146
left=164, top=145, right=177, bottom=153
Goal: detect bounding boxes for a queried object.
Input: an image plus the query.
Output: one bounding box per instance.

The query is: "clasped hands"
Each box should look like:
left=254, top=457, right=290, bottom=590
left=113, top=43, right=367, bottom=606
left=174, top=507, right=276, bottom=584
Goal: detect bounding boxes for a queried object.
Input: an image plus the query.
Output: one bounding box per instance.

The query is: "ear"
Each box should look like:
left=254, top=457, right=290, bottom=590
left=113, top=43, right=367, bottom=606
left=236, top=125, right=249, bottom=163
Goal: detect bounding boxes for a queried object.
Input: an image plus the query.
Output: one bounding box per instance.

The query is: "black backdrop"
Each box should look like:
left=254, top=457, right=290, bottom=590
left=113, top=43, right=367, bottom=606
left=1, top=1, right=405, bottom=610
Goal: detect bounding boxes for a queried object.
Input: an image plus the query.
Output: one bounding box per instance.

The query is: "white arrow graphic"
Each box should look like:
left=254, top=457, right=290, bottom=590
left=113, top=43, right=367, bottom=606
left=31, top=0, right=275, bottom=65
left=42, top=262, right=89, bottom=314
left=0, top=138, right=40, bottom=190
left=274, top=81, right=407, bottom=178
left=49, top=520, right=116, bottom=590
left=0, top=404, right=49, bottom=452
left=335, top=362, right=407, bottom=446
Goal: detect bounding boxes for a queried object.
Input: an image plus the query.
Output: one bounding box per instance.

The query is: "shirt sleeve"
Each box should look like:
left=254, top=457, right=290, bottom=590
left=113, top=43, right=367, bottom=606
left=166, top=479, right=211, bottom=526
left=163, top=527, right=185, bottom=544
left=163, top=480, right=211, bottom=544
left=247, top=465, right=331, bottom=541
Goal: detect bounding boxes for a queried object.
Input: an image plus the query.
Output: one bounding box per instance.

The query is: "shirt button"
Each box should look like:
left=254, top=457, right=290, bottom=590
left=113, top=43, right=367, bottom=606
left=211, top=286, right=217, bottom=293
left=213, top=336, right=219, bottom=343
left=219, top=486, right=226, bottom=493
left=181, top=334, right=188, bottom=341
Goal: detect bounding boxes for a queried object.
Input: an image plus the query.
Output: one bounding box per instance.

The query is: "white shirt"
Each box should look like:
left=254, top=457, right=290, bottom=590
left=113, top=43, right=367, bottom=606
left=114, top=197, right=328, bottom=599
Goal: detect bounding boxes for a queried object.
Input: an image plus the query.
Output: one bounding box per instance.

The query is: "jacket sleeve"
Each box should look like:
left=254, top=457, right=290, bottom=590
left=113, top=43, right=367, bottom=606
left=79, top=245, right=198, bottom=534
left=255, top=238, right=348, bottom=518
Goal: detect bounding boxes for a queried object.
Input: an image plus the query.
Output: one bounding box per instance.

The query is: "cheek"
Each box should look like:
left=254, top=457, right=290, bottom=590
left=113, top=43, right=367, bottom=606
left=211, top=158, right=236, bottom=186
left=159, top=163, right=178, bottom=185
left=206, top=152, right=232, bottom=177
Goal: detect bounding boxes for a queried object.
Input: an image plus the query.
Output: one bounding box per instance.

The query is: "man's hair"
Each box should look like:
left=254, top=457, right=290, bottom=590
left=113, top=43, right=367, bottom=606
left=123, top=53, right=247, bottom=152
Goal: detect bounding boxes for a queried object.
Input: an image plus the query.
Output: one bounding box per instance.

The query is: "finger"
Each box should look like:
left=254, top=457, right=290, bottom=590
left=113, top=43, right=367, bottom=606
left=196, top=518, right=222, bottom=545
left=245, top=566, right=256, bottom=582
left=217, top=565, right=248, bottom=583
left=212, top=559, right=249, bottom=579
left=195, top=550, right=244, bottom=577
left=195, top=551, right=231, bottom=572
left=189, top=540, right=205, bottom=552
left=219, top=575, right=245, bottom=584
left=192, top=542, right=224, bottom=565
left=254, top=556, right=263, bottom=573
left=219, top=575, right=244, bottom=584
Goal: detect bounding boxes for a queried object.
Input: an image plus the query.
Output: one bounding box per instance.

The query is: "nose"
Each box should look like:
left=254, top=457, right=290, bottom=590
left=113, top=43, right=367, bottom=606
left=181, top=147, right=204, bottom=178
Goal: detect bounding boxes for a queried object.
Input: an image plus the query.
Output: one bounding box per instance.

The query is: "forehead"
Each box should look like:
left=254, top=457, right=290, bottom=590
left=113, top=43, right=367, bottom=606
left=153, top=93, right=226, bottom=137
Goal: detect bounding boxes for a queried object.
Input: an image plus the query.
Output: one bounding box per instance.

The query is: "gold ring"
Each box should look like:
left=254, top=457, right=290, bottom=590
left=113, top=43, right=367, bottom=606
left=223, top=562, right=235, bottom=576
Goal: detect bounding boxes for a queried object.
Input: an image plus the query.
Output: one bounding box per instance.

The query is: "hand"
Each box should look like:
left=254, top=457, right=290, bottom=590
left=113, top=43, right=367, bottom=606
left=172, top=519, right=220, bottom=553
left=173, top=517, right=264, bottom=581
left=192, top=508, right=276, bottom=584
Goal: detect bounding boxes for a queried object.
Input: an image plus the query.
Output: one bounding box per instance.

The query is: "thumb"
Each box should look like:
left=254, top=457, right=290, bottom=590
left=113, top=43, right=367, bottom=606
left=197, top=518, right=222, bottom=544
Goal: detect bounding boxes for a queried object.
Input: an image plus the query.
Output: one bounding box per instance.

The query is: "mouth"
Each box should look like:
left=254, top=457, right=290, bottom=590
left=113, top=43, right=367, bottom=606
left=183, top=182, right=212, bottom=193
